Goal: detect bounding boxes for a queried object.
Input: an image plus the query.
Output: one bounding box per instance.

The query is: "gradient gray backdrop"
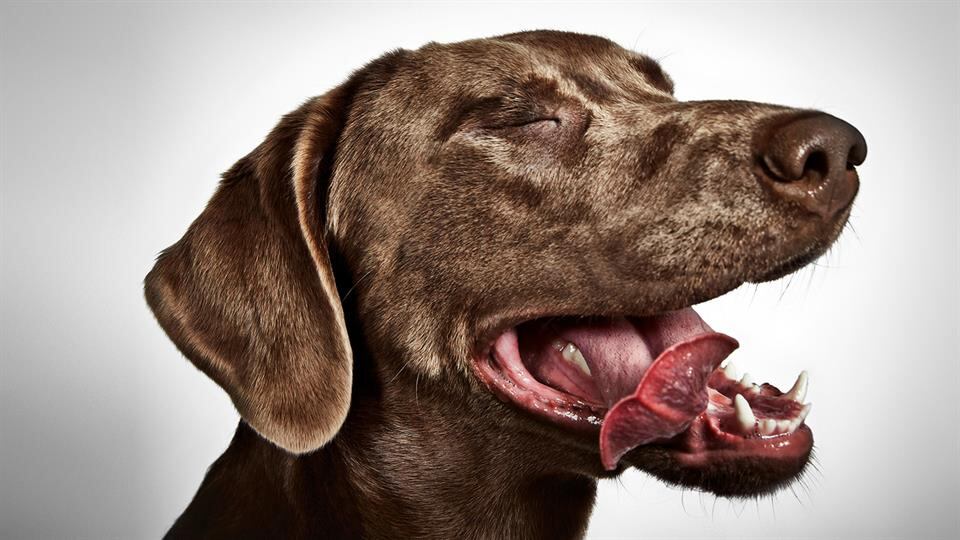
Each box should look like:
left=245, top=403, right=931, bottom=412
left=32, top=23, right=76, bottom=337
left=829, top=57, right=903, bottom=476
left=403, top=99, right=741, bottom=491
left=1, top=1, right=958, bottom=538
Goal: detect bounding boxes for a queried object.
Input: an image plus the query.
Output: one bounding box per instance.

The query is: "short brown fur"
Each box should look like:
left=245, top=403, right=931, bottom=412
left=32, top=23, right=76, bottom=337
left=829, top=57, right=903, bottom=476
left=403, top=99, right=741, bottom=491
left=147, top=30, right=861, bottom=539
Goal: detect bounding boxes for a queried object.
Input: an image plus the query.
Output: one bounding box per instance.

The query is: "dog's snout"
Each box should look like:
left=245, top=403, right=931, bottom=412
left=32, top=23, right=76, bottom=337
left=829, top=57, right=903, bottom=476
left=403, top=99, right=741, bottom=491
left=758, top=113, right=867, bottom=220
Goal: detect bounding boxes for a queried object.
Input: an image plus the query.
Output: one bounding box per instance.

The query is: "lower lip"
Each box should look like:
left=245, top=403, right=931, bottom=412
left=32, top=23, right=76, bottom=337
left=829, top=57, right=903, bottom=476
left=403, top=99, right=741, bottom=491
left=633, top=412, right=815, bottom=467
left=474, top=350, right=607, bottom=431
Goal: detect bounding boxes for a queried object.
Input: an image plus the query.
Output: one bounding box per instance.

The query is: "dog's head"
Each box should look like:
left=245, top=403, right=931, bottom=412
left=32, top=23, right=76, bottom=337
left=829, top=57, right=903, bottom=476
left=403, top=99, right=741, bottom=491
left=146, top=31, right=865, bottom=497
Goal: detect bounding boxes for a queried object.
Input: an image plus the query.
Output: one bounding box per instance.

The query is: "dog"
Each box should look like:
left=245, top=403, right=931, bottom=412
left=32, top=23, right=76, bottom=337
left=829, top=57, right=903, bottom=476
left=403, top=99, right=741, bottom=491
left=145, top=30, right=866, bottom=539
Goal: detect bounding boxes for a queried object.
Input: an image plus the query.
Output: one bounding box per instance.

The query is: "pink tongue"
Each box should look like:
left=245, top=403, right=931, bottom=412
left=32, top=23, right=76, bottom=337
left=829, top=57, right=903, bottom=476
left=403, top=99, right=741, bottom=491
left=554, top=309, right=738, bottom=470
left=598, top=333, right=737, bottom=469
left=558, top=309, right=719, bottom=407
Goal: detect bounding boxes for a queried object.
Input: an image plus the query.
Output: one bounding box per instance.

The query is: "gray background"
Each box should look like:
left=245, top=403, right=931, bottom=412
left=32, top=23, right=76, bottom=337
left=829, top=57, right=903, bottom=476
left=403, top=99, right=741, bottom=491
left=1, top=1, right=957, bottom=538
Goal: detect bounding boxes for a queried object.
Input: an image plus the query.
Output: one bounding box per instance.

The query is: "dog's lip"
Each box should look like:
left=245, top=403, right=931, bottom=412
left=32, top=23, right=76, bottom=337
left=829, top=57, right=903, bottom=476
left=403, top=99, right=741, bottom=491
left=474, top=328, right=607, bottom=431
left=622, top=378, right=815, bottom=470
left=621, top=420, right=814, bottom=479
left=471, top=310, right=815, bottom=473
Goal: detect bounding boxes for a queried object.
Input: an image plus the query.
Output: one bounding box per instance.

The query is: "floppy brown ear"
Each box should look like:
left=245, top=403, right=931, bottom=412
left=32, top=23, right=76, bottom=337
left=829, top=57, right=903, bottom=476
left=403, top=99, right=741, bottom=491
left=144, top=81, right=360, bottom=454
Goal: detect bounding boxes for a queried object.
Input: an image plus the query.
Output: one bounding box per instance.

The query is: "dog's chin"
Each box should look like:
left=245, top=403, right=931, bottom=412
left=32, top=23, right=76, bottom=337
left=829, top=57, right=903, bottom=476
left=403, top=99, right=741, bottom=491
left=620, top=438, right=813, bottom=497
left=471, top=272, right=822, bottom=497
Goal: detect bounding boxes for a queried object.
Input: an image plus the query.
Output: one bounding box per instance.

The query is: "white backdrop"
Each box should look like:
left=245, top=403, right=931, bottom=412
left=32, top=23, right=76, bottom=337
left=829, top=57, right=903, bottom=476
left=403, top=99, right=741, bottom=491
left=1, top=2, right=957, bottom=538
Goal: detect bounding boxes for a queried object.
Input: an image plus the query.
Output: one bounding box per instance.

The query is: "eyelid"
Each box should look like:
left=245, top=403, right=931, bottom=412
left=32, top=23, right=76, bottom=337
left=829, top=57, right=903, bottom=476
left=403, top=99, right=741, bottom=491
left=481, top=117, right=561, bottom=130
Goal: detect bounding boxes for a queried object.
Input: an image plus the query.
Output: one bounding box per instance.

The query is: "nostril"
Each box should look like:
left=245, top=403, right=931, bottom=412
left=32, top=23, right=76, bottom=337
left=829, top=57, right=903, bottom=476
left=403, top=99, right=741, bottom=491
left=802, top=150, right=830, bottom=180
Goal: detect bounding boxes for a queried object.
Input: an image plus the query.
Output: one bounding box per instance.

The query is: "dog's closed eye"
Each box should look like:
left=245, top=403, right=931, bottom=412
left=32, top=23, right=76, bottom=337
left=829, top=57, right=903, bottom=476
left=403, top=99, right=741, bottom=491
left=480, top=116, right=561, bottom=132
left=450, top=95, right=559, bottom=134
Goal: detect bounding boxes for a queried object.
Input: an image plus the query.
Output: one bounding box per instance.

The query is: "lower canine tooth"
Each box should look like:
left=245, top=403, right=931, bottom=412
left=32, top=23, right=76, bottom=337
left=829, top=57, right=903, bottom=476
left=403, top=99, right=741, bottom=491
left=785, top=371, right=809, bottom=402
left=733, top=394, right=756, bottom=434
left=561, top=343, right=591, bottom=376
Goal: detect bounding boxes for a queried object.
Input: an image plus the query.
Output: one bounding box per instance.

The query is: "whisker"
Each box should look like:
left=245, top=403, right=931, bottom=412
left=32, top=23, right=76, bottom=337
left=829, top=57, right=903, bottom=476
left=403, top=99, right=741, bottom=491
left=387, top=363, right=407, bottom=385
left=778, top=271, right=796, bottom=302
left=342, top=268, right=375, bottom=301
left=789, top=485, right=805, bottom=507
left=845, top=217, right=862, bottom=243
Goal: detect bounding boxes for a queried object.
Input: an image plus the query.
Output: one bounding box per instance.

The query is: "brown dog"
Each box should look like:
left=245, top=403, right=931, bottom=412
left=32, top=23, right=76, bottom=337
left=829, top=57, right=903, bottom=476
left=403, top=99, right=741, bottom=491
left=145, top=30, right=866, bottom=539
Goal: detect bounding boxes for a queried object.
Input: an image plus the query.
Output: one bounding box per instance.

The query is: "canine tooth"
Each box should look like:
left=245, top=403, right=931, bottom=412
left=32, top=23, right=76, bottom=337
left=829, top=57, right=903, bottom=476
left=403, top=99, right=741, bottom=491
left=561, top=343, right=591, bottom=376
left=733, top=394, right=756, bottom=434
left=785, top=371, right=809, bottom=402
left=723, top=362, right=739, bottom=381
left=759, top=419, right=777, bottom=435
left=739, top=373, right=753, bottom=387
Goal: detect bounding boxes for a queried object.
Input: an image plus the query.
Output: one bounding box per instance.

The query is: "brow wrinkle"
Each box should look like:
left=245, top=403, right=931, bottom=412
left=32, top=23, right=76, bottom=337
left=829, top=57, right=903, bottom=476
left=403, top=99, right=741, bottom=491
left=563, top=71, right=617, bottom=103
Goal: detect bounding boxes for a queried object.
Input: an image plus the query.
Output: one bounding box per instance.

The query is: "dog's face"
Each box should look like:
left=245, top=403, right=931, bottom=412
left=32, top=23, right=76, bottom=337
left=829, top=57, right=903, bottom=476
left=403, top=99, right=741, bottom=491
left=147, top=31, right=865, bottom=499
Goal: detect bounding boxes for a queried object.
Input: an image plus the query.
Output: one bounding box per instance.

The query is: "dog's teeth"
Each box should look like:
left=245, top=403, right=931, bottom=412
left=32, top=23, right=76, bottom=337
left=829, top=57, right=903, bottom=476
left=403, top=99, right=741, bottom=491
left=759, top=419, right=778, bottom=436
left=723, top=362, right=739, bottom=381
left=733, top=394, right=756, bottom=434
left=784, top=371, right=809, bottom=402
left=561, top=343, right=591, bottom=376
left=776, top=419, right=792, bottom=434
left=789, top=403, right=813, bottom=432
left=570, top=348, right=591, bottom=376
left=796, top=402, right=812, bottom=424
left=552, top=340, right=566, bottom=352
left=739, top=373, right=753, bottom=387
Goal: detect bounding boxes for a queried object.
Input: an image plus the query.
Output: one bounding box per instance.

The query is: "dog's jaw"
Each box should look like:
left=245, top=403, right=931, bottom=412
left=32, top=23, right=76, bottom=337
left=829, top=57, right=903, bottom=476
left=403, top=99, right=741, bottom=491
left=472, top=307, right=816, bottom=496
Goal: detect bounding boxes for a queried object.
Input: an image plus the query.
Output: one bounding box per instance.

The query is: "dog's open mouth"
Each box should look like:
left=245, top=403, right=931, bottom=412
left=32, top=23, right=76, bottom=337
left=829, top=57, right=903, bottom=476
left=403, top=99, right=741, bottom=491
left=474, top=308, right=813, bottom=477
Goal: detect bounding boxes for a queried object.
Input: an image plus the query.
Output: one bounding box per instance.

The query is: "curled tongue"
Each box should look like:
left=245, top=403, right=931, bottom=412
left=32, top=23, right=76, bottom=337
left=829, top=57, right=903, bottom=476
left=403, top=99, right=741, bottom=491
left=598, top=333, right=738, bottom=470
left=518, top=308, right=738, bottom=470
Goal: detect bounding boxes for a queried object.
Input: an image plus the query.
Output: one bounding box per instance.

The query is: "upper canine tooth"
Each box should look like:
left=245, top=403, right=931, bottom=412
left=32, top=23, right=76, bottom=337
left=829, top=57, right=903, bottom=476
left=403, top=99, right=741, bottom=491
left=734, top=394, right=756, bottom=434
left=785, top=371, right=809, bottom=402
left=561, top=343, right=591, bottom=376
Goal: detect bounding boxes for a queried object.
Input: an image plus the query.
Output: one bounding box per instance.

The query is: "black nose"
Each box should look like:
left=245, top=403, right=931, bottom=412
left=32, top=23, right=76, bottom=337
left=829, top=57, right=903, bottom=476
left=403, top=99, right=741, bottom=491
left=758, top=113, right=867, bottom=220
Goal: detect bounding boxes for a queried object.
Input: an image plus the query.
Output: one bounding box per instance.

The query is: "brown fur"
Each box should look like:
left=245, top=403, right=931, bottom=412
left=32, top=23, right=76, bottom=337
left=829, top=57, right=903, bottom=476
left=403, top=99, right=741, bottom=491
left=146, top=31, right=862, bottom=539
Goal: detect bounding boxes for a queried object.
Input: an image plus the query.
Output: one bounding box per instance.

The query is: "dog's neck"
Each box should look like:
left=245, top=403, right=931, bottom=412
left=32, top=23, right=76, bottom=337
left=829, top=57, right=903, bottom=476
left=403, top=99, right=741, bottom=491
left=167, top=376, right=599, bottom=539
left=323, top=379, right=599, bottom=539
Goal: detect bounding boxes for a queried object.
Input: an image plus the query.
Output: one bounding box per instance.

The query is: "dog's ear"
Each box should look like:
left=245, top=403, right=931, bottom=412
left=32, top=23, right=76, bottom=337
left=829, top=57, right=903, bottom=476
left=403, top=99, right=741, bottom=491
left=144, top=77, right=365, bottom=454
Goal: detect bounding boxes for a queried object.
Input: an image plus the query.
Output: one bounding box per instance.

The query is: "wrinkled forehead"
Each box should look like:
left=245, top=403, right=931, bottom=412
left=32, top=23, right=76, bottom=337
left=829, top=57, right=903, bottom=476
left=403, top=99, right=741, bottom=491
left=403, top=31, right=674, bottom=106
